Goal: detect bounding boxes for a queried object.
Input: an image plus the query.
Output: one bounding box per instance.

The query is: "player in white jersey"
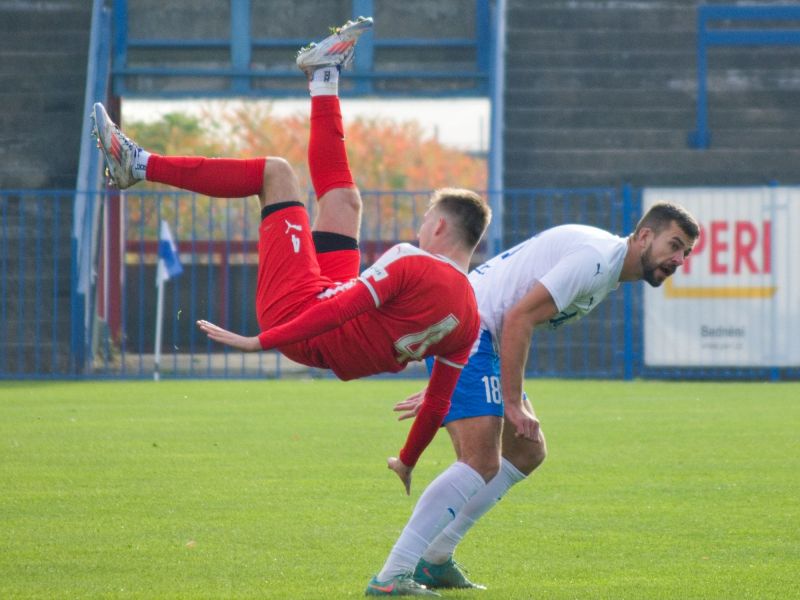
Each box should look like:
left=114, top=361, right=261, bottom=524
left=472, top=223, right=629, bottom=338
left=366, top=203, right=699, bottom=596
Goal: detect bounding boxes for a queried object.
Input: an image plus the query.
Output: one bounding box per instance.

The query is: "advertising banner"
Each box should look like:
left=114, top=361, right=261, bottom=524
left=643, top=187, right=799, bottom=367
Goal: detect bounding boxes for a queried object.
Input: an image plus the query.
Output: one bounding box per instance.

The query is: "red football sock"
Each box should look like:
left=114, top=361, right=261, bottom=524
left=146, top=155, right=266, bottom=198
left=308, top=96, right=355, bottom=200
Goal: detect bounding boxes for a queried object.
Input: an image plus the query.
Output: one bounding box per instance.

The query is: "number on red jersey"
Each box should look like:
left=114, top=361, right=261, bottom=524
left=394, top=314, right=459, bottom=363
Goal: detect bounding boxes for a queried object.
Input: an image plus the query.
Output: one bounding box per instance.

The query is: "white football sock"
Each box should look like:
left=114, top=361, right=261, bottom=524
left=132, top=148, right=150, bottom=181
left=376, top=461, right=484, bottom=581
left=421, top=457, right=526, bottom=564
left=308, top=66, right=339, bottom=96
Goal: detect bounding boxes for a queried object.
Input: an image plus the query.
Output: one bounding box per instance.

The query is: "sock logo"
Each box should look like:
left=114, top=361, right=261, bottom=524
left=323, top=70, right=331, bottom=82
left=291, top=234, right=301, bottom=253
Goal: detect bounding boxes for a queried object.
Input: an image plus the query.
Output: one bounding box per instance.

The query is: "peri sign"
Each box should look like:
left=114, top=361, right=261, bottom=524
left=643, top=187, right=799, bottom=367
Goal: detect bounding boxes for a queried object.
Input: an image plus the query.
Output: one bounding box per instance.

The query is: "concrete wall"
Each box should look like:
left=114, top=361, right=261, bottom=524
left=503, top=0, right=800, bottom=188
left=122, top=0, right=482, bottom=96
left=0, top=0, right=91, bottom=375
left=0, top=0, right=92, bottom=189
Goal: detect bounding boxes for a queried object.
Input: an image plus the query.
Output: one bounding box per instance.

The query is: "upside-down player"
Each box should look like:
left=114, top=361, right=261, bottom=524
left=92, top=17, right=491, bottom=557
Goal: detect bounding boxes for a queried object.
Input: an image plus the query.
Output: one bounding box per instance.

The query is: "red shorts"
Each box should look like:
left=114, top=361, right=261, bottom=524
left=255, top=204, right=360, bottom=330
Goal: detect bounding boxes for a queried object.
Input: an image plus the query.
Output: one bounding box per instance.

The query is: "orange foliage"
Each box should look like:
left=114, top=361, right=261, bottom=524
left=123, top=102, right=487, bottom=244
left=210, top=102, right=486, bottom=192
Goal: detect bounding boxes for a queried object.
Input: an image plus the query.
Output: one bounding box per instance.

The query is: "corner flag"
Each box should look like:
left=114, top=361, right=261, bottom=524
left=157, top=219, right=183, bottom=285
left=154, top=220, right=182, bottom=381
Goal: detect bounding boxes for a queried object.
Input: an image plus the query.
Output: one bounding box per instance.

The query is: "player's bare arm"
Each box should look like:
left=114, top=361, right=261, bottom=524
left=196, top=320, right=261, bottom=351
left=499, top=282, right=558, bottom=441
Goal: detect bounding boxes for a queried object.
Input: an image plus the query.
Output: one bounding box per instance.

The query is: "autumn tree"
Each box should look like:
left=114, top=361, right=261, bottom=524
left=122, top=102, right=486, bottom=248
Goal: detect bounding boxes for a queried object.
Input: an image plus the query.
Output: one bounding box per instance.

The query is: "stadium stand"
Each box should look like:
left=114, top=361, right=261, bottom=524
left=0, top=0, right=91, bottom=374
left=504, top=1, right=800, bottom=189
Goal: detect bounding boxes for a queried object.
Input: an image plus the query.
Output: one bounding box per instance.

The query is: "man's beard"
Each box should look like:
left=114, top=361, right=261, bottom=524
left=641, top=246, right=675, bottom=287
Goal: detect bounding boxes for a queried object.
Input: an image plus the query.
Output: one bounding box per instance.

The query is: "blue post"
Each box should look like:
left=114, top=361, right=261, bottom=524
left=112, top=0, right=128, bottom=96
left=475, top=0, right=491, bottom=90
left=230, top=0, right=251, bottom=94
left=622, top=184, right=636, bottom=380
left=487, top=0, right=506, bottom=257
left=689, top=7, right=710, bottom=149
left=352, top=0, right=374, bottom=94
left=70, top=236, right=85, bottom=374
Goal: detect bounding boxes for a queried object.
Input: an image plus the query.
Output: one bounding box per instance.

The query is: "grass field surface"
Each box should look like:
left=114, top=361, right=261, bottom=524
left=1, top=379, right=798, bottom=599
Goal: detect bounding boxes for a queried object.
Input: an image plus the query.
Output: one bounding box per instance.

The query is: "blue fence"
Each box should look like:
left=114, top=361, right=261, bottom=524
left=2, top=187, right=798, bottom=381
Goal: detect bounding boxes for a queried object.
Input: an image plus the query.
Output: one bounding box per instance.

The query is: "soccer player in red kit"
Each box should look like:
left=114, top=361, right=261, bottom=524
left=92, top=17, right=491, bottom=493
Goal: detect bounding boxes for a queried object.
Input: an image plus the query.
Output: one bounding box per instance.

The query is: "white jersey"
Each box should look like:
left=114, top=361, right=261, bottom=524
left=469, top=224, right=628, bottom=341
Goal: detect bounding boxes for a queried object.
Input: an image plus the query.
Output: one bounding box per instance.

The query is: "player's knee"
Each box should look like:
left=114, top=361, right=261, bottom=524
left=320, top=186, right=362, bottom=214
left=528, top=438, right=547, bottom=471
left=261, top=157, right=301, bottom=205
left=465, top=453, right=501, bottom=483
left=505, top=435, right=547, bottom=476
left=264, top=156, right=293, bottom=181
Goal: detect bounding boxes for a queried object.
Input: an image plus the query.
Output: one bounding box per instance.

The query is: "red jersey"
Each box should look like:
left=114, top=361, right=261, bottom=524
left=257, top=243, right=480, bottom=466
left=258, top=244, right=479, bottom=378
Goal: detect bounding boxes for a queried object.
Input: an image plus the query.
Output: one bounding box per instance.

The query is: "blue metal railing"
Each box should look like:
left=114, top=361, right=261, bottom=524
left=689, top=4, right=800, bottom=149
left=111, top=0, right=491, bottom=98
left=3, top=187, right=798, bottom=381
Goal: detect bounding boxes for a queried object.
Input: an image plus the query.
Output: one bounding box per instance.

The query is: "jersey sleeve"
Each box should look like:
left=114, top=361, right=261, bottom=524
left=398, top=357, right=463, bottom=467
left=358, top=256, right=407, bottom=307
left=258, top=280, right=376, bottom=350
left=538, top=247, right=606, bottom=312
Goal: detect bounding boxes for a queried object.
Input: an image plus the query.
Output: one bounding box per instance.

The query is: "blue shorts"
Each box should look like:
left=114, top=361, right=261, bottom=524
left=427, top=328, right=505, bottom=425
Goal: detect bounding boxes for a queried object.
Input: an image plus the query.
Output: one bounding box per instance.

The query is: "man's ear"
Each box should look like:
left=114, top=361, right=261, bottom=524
left=434, top=215, right=447, bottom=236
left=636, top=226, right=653, bottom=246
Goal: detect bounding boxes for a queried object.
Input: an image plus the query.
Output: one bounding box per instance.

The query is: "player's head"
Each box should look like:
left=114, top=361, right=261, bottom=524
left=632, top=202, right=700, bottom=286
left=420, top=188, right=491, bottom=252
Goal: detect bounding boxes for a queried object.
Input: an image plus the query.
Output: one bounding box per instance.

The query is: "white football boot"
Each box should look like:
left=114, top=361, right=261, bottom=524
left=296, top=16, right=373, bottom=78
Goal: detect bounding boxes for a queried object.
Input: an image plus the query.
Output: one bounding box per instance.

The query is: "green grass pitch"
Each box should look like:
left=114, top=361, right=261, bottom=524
left=1, top=379, right=798, bottom=599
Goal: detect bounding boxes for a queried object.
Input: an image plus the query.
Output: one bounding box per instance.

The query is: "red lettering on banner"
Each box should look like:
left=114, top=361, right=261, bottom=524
left=710, top=222, right=728, bottom=274
left=734, top=221, right=757, bottom=274
left=680, top=220, right=772, bottom=276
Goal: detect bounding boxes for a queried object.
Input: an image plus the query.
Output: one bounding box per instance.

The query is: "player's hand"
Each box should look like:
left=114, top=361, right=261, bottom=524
left=505, top=402, right=541, bottom=442
left=196, top=320, right=260, bottom=352
left=393, top=389, right=426, bottom=421
left=387, top=456, right=413, bottom=495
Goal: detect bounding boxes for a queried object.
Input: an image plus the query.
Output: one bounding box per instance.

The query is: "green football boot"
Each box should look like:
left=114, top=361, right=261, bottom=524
left=413, top=557, right=486, bottom=590
left=365, top=574, right=441, bottom=596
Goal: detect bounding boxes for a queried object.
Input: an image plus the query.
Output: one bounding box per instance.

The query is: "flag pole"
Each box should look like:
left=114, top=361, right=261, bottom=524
left=154, top=261, right=164, bottom=382
left=154, top=220, right=183, bottom=382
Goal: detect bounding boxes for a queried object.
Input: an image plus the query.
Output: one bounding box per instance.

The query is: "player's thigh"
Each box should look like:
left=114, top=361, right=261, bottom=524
left=446, top=415, right=502, bottom=463
left=313, top=187, right=362, bottom=240
left=256, top=204, right=331, bottom=328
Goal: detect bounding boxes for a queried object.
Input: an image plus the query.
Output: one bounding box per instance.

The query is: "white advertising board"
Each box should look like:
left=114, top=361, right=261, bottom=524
left=643, top=187, right=800, bottom=367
